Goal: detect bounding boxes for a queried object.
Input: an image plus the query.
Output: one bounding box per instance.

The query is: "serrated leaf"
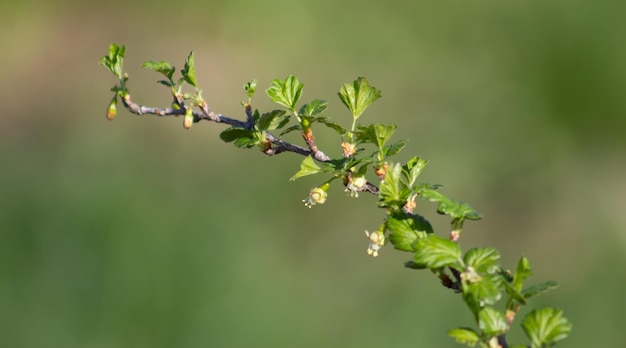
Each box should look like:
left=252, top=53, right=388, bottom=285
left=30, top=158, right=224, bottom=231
left=418, top=189, right=483, bottom=221
left=219, top=128, right=254, bottom=143
left=522, top=281, right=559, bottom=300
left=448, top=327, right=480, bottom=346
left=381, top=140, right=406, bottom=158
left=299, top=99, right=328, bottom=116
left=465, top=274, right=504, bottom=307
left=318, top=119, right=347, bottom=135
left=403, top=156, right=428, bottom=186
left=478, top=307, right=507, bottom=336
left=290, top=156, right=321, bottom=181
left=181, top=51, right=197, bottom=88
left=280, top=124, right=302, bottom=136
left=464, top=247, right=501, bottom=274
left=338, top=77, right=381, bottom=118
left=522, top=308, right=571, bottom=348
left=233, top=136, right=259, bottom=148
left=141, top=60, right=175, bottom=80
left=355, top=123, right=397, bottom=149
left=266, top=75, right=304, bottom=111
left=413, top=234, right=462, bottom=269
left=503, top=279, right=526, bottom=306
left=512, top=255, right=533, bottom=292
left=378, top=163, right=405, bottom=209
left=386, top=212, right=432, bottom=252
left=257, top=110, right=289, bottom=131
left=100, top=43, right=125, bottom=79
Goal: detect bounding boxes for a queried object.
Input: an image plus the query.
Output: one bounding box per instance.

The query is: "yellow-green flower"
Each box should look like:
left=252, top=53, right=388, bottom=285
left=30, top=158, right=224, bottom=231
left=302, top=186, right=328, bottom=208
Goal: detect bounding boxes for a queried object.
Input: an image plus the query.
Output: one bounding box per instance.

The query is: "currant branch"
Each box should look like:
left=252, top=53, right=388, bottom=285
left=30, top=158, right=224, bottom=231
left=100, top=43, right=571, bottom=348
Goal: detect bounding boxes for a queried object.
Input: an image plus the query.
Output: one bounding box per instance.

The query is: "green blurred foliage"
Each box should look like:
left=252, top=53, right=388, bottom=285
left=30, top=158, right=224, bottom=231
left=1, top=0, right=625, bottom=347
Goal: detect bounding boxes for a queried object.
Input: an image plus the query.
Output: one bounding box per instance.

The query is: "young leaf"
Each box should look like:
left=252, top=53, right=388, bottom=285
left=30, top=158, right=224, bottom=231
left=464, top=274, right=503, bottom=307
left=522, top=281, right=559, bottom=300
left=257, top=110, right=290, bottom=131
left=141, top=60, right=175, bottom=80
left=419, top=188, right=483, bottom=221
left=338, top=77, right=381, bottom=118
left=448, top=327, right=480, bottom=347
left=464, top=247, right=501, bottom=274
left=280, top=124, right=302, bottom=136
left=266, top=75, right=304, bottom=112
left=512, top=255, right=533, bottom=292
left=244, top=79, right=257, bottom=98
left=100, top=43, right=125, bottom=79
left=181, top=52, right=198, bottom=88
left=413, top=234, right=462, bottom=269
left=378, top=162, right=407, bottom=209
left=219, top=128, right=254, bottom=143
left=299, top=99, right=328, bottom=116
left=290, top=156, right=322, bottom=181
left=234, top=136, right=260, bottom=148
left=478, top=306, right=507, bottom=336
left=317, top=119, right=347, bottom=135
left=380, top=140, right=407, bottom=159
left=386, top=212, right=432, bottom=252
left=403, top=156, right=428, bottom=186
left=355, top=123, right=397, bottom=149
left=522, top=308, right=571, bottom=347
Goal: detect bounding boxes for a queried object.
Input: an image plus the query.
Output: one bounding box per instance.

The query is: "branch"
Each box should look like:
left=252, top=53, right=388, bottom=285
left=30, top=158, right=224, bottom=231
left=121, top=94, right=312, bottom=157
left=121, top=94, right=379, bottom=194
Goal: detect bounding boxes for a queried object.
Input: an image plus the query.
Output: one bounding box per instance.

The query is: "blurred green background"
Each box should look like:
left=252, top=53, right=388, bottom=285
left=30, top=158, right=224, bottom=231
left=1, top=0, right=625, bottom=346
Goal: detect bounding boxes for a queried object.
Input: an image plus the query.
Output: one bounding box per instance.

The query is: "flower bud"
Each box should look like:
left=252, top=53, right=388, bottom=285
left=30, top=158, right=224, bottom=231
left=183, top=108, right=194, bottom=129
left=106, top=96, right=117, bottom=121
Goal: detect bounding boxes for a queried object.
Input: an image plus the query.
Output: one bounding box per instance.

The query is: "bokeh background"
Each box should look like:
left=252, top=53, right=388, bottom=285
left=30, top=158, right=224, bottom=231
left=2, top=0, right=625, bottom=347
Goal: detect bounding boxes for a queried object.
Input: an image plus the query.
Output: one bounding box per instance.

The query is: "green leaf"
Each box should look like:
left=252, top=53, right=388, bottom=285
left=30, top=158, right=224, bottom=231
left=381, top=140, right=407, bottom=159
left=290, top=156, right=321, bottom=181
left=280, top=124, right=302, bottom=136
left=522, top=281, right=559, bottom=300
left=386, top=212, right=432, bottom=252
left=512, top=255, right=533, bottom=292
left=464, top=273, right=504, bottom=307
left=181, top=52, right=198, bottom=88
left=448, top=327, right=480, bottom=347
left=522, top=308, right=571, bottom=348
left=413, top=234, right=461, bottom=269
left=503, top=279, right=526, bottom=306
left=299, top=99, right=328, bottom=116
left=257, top=110, right=290, bottom=131
left=338, top=77, right=381, bottom=118
left=219, top=128, right=254, bottom=143
left=418, top=188, right=483, bottom=221
left=318, top=119, right=347, bottom=135
left=244, top=79, right=257, bottom=98
left=378, top=163, right=409, bottom=209
left=266, top=75, right=304, bottom=112
left=141, top=60, right=175, bottom=80
left=403, top=156, right=428, bottom=186
left=464, top=247, right=501, bottom=274
left=233, top=136, right=259, bottom=148
left=355, top=123, right=397, bottom=149
left=478, top=307, right=507, bottom=336
left=100, top=43, right=125, bottom=79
